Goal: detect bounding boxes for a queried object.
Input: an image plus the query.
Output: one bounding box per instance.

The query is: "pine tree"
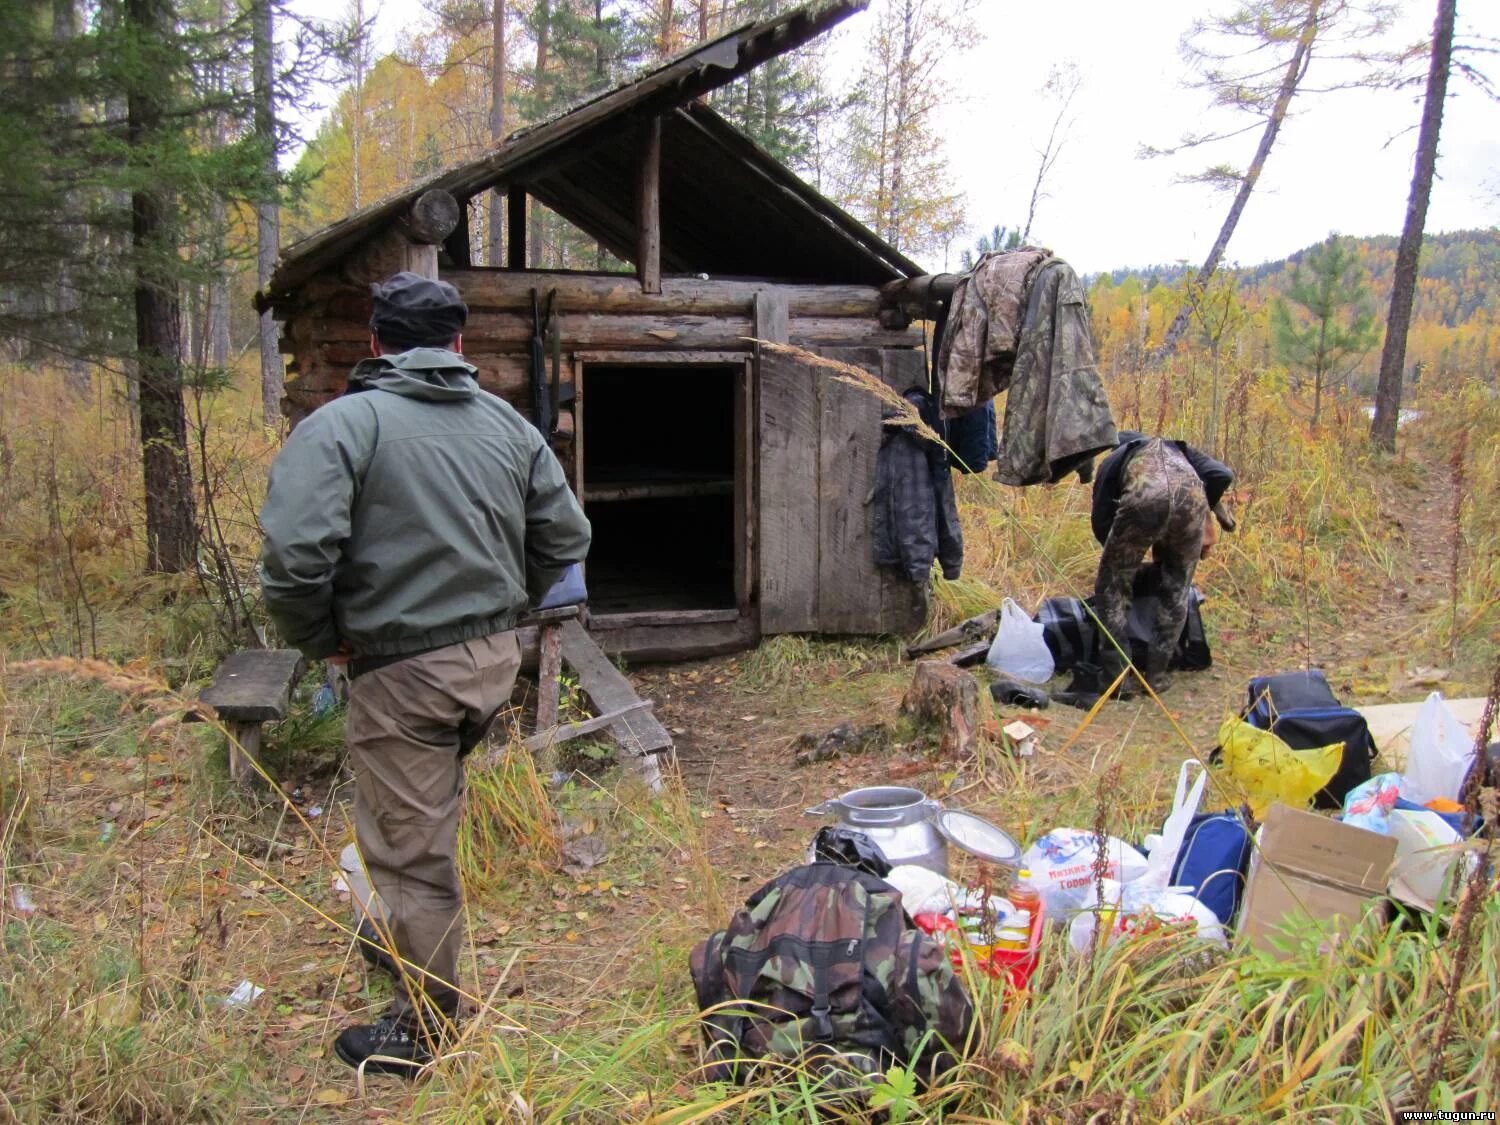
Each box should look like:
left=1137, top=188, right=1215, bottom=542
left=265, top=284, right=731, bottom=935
left=1370, top=0, right=1455, bottom=452
left=1271, top=235, right=1380, bottom=428
left=1149, top=0, right=1405, bottom=361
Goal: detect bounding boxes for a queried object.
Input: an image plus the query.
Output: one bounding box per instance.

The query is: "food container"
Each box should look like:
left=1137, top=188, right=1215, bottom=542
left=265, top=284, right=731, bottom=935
left=914, top=903, right=1045, bottom=994
left=805, top=786, right=1021, bottom=877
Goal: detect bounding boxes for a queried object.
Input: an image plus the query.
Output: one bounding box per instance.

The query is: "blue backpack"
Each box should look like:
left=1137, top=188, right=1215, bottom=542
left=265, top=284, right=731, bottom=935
left=1170, top=810, right=1253, bottom=925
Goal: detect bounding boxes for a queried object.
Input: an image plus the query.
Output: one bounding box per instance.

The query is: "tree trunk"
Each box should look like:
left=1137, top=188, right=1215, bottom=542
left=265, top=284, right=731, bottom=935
left=351, top=0, right=366, bottom=209
left=253, top=0, right=282, bottom=427
left=529, top=0, right=550, bottom=266
left=53, top=0, right=91, bottom=390
left=888, top=0, right=914, bottom=253
left=128, top=0, right=197, bottom=573
left=487, top=0, right=506, bottom=266
left=659, top=0, right=674, bottom=58
left=1154, top=0, right=1323, bottom=362
left=1371, top=0, right=1454, bottom=452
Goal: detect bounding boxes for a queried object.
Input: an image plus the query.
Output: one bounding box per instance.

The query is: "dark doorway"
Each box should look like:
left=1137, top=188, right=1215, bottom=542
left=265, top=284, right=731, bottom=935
left=580, top=363, right=740, bottom=615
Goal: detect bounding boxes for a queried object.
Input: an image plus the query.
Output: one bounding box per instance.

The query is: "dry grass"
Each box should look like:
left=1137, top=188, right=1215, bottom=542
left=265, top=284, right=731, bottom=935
left=1, top=352, right=1498, bottom=1122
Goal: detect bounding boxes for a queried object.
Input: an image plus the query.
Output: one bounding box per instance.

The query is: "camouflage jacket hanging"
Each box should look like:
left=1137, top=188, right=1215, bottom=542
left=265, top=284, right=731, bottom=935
left=937, top=247, right=1053, bottom=418
left=993, top=258, right=1119, bottom=486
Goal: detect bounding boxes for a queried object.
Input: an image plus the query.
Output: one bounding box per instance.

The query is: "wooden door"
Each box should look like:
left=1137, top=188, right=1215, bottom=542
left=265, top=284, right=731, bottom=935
left=756, top=317, right=928, bottom=636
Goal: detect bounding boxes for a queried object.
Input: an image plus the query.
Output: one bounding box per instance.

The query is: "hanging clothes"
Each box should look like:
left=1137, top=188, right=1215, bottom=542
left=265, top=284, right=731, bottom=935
left=945, top=400, right=997, bottom=474
left=992, top=258, right=1118, bottom=486
left=937, top=247, right=1053, bottom=418
left=873, top=388, right=963, bottom=584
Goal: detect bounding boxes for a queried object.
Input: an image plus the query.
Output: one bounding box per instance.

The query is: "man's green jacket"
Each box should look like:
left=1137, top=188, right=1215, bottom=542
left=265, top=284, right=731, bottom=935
left=259, top=347, right=591, bottom=660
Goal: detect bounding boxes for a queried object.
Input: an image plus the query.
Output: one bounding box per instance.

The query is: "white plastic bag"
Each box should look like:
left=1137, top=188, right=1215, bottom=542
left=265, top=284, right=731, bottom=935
left=986, top=598, right=1055, bottom=684
left=1387, top=808, right=1475, bottom=913
left=1020, top=829, right=1149, bottom=920
left=1067, top=878, right=1228, bottom=952
left=883, top=864, right=966, bottom=916
left=1138, top=759, right=1209, bottom=892
left=1402, top=692, right=1475, bottom=805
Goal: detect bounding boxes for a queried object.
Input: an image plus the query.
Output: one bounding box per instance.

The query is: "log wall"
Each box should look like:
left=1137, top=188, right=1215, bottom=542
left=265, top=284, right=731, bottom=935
left=275, top=267, right=922, bottom=425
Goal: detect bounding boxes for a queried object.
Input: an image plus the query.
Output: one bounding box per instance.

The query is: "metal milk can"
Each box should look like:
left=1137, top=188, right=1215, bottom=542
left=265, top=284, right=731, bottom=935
left=805, top=786, right=947, bottom=874
left=805, top=785, right=1022, bottom=878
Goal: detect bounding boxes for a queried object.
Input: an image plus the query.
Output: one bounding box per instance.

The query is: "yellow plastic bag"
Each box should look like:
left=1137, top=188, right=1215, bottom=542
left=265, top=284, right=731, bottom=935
left=1217, top=715, right=1343, bottom=818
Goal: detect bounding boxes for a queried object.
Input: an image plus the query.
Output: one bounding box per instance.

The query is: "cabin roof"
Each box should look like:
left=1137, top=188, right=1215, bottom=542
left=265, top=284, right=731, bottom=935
left=260, top=0, right=921, bottom=308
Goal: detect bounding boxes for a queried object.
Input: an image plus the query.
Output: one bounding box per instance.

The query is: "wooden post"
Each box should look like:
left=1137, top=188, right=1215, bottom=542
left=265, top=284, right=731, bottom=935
left=507, top=187, right=527, bottom=269
left=637, top=115, right=662, bottom=295
left=535, top=622, right=563, bottom=733
left=226, top=720, right=263, bottom=787
left=341, top=189, right=460, bottom=284
left=443, top=196, right=472, bottom=267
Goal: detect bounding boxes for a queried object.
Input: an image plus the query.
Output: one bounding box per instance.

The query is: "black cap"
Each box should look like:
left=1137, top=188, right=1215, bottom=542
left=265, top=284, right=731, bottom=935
left=369, top=272, right=468, bottom=350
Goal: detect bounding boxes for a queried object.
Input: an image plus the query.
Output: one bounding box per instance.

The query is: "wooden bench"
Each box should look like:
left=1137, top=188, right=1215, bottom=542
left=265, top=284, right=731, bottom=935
left=195, top=649, right=307, bottom=787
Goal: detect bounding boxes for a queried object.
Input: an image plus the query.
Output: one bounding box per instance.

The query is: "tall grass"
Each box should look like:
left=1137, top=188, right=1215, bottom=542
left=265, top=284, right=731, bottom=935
left=2, top=349, right=1498, bottom=1122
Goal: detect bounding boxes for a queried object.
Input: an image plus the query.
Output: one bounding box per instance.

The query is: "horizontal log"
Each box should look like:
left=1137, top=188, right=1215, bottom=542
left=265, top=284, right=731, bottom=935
left=303, top=311, right=918, bottom=352
left=588, top=608, right=744, bottom=629
left=447, top=269, right=883, bottom=319
left=879, top=273, right=960, bottom=318
left=789, top=319, right=922, bottom=349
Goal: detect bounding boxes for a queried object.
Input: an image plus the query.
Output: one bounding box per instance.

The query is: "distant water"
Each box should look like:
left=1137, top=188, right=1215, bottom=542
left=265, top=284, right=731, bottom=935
left=1363, top=406, right=1422, bottom=425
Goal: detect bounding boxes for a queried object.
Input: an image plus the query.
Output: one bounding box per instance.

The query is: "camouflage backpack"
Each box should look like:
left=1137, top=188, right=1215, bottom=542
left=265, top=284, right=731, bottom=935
left=689, top=863, right=973, bottom=1085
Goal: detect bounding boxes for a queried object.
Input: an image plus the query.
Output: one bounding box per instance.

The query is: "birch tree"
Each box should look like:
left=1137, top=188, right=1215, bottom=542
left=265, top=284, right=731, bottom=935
left=837, top=0, right=973, bottom=262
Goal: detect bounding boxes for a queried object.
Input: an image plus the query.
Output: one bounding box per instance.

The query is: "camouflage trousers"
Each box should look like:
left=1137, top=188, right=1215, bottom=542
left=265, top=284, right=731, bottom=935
left=1095, top=439, right=1208, bottom=680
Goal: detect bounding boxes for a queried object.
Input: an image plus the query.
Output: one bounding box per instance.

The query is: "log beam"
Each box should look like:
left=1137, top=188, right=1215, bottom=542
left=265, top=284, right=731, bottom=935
left=878, top=273, right=960, bottom=329
left=399, top=188, right=462, bottom=245
left=637, top=116, right=662, bottom=295
left=507, top=187, right=526, bottom=269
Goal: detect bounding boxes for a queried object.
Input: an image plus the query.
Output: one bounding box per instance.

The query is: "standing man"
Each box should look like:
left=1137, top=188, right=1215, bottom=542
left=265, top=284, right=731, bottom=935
left=1086, top=431, right=1234, bottom=698
left=260, top=272, right=591, bottom=1075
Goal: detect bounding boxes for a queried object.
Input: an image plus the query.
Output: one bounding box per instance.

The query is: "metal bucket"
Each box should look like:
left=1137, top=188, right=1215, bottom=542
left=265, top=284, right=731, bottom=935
left=805, top=786, right=947, bottom=875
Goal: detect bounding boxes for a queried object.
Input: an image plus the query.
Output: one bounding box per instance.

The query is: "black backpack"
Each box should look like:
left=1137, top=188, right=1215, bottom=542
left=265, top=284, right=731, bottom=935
left=688, top=863, right=972, bottom=1088
left=1244, top=670, right=1377, bottom=809
left=1036, top=584, right=1211, bottom=675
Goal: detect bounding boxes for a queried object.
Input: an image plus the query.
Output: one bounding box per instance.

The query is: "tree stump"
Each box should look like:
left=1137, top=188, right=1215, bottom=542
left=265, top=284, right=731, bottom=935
left=901, top=660, right=981, bottom=758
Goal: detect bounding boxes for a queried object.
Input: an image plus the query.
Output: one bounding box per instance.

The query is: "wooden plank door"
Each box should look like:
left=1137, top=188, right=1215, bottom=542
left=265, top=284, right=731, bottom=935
left=820, top=347, right=927, bottom=636
left=756, top=323, right=930, bottom=636
left=757, top=295, right=820, bottom=633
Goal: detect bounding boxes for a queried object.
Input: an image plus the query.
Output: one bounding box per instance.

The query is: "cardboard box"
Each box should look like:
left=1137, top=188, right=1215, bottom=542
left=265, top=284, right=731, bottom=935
left=1239, top=803, right=1398, bottom=954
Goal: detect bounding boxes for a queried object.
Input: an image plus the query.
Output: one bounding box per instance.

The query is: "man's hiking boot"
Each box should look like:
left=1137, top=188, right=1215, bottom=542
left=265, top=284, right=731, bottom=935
left=989, top=675, right=1050, bottom=710
left=355, top=917, right=400, bottom=978
left=1052, top=662, right=1107, bottom=710
left=333, top=1013, right=441, bottom=1076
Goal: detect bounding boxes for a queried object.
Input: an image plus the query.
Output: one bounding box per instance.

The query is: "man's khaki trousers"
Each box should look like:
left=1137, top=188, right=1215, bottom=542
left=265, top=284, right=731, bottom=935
left=346, top=631, right=521, bottom=1027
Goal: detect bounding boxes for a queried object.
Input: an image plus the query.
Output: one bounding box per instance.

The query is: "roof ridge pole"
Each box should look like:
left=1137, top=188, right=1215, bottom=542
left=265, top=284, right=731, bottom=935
left=637, top=115, right=663, bottom=294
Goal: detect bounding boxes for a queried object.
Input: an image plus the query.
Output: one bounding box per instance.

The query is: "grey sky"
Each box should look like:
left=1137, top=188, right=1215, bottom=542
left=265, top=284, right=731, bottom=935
left=330, top=0, right=1500, bottom=275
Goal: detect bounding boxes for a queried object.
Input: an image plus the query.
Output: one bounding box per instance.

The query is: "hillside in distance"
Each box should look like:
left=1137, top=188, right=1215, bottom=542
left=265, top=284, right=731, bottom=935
left=1088, top=228, right=1500, bottom=387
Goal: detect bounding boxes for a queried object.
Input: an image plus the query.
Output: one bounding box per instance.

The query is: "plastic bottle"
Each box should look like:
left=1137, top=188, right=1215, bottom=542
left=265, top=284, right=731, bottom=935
left=1008, top=868, right=1041, bottom=917
left=994, top=924, right=1031, bottom=953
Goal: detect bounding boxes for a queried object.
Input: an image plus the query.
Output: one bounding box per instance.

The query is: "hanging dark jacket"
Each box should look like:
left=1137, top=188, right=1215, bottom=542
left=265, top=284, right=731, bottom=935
left=873, top=389, right=963, bottom=584
left=994, top=259, right=1118, bottom=486
left=1091, top=431, right=1234, bottom=545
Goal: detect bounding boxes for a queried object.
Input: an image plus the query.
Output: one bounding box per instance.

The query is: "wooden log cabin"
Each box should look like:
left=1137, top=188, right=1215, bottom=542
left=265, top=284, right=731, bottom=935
left=256, top=0, right=940, bottom=663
